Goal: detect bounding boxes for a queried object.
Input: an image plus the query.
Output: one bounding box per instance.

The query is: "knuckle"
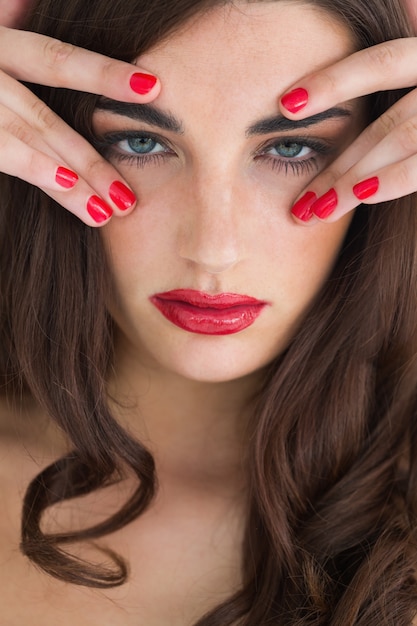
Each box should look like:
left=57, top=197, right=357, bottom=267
left=396, top=162, right=412, bottom=189
left=312, top=70, right=339, bottom=96
left=372, top=108, right=401, bottom=139
left=4, top=119, right=35, bottom=145
left=314, top=166, right=342, bottom=192
left=363, top=41, right=401, bottom=75
left=30, top=98, right=57, bottom=130
left=397, top=117, right=417, bottom=152
left=100, top=59, right=117, bottom=82
left=42, top=37, right=76, bottom=70
left=83, top=155, right=107, bottom=178
left=27, top=149, right=43, bottom=177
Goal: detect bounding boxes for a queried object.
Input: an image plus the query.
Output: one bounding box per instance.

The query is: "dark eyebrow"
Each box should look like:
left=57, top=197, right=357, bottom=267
left=96, top=98, right=184, bottom=133
left=96, top=98, right=351, bottom=136
left=246, top=107, right=352, bottom=135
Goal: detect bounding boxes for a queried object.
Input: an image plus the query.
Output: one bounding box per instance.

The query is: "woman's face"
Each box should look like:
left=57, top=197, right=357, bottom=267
left=94, top=1, right=364, bottom=383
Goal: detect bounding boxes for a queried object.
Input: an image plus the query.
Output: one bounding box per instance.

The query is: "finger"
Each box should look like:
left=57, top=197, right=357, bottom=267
left=0, top=103, right=138, bottom=220
left=0, top=72, right=138, bottom=219
left=0, top=126, right=132, bottom=227
left=293, top=118, right=417, bottom=224
left=307, top=154, right=417, bottom=224
left=0, top=26, right=160, bottom=102
left=289, top=88, right=417, bottom=222
left=278, top=38, right=417, bottom=118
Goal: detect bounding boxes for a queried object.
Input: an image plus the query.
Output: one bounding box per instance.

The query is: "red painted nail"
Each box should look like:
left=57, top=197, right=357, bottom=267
left=281, top=88, right=309, bottom=114
left=311, top=188, right=338, bottom=219
left=130, top=72, right=157, bottom=95
left=353, top=176, right=379, bottom=200
left=109, top=181, right=136, bottom=211
left=291, top=191, right=317, bottom=222
left=87, top=195, right=113, bottom=223
left=56, top=166, right=79, bottom=189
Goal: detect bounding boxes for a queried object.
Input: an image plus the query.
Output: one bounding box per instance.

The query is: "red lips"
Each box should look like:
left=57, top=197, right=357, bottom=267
left=150, top=289, right=268, bottom=335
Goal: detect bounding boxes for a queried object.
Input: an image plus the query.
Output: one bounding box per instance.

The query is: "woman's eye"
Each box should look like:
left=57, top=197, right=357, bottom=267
left=95, top=131, right=175, bottom=167
left=255, top=137, right=331, bottom=176
left=118, top=136, right=167, bottom=155
left=266, top=141, right=313, bottom=159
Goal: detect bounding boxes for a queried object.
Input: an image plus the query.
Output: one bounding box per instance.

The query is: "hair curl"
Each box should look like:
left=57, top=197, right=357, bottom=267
left=1, top=0, right=417, bottom=623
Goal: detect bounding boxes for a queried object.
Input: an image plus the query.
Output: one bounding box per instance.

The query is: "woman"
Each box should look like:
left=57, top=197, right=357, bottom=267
left=1, top=0, right=417, bottom=625
left=2, top=0, right=417, bottom=225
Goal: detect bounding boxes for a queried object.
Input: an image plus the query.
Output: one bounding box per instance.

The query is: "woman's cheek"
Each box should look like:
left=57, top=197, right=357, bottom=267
left=110, top=157, right=184, bottom=200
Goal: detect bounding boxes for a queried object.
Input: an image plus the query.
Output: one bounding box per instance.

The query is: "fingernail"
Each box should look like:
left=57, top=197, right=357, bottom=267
left=87, top=195, right=113, bottom=223
left=109, top=181, right=136, bottom=211
left=291, top=191, right=317, bottom=222
left=130, top=72, right=157, bottom=94
left=56, top=166, right=79, bottom=189
left=353, top=176, right=379, bottom=200
left=281, top=87, right=309, bottom=114
left=311, top=188, right=338, bottom=219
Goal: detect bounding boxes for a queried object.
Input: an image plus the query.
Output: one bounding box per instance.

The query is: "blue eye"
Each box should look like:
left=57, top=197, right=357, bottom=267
left=266, top=141, right=312, bottom=159
left=256, top=136, right=332, bottom=176
left=118, top=136, right=166, bottom=155
left=95, top=131, right=175, bottom=167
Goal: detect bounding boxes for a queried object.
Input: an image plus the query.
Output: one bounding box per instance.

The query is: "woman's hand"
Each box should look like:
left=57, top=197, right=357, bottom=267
left=0, top=23, right=160, bottom=225
left=279, top=21, right=417, bottom=223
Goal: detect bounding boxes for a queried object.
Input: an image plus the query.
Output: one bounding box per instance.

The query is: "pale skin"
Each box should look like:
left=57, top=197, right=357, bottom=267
left=279, top=0, right=417, bottom=222
left=0, top=2, right=371, bottom=625
left=1, top=0, right=417, bottom=226
left=0, top=0, right=161, bottom=226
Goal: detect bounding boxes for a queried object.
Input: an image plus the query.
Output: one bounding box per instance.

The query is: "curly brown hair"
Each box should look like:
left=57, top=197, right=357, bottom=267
left=1, top=0, right=417, bottom=623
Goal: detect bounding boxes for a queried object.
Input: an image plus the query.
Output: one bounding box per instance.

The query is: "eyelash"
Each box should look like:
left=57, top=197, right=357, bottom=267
left=256, top=138, right=331, bottom=176
left=95, top=131, right=175, bottom=168
left=95, top=131, right=332, bottom=176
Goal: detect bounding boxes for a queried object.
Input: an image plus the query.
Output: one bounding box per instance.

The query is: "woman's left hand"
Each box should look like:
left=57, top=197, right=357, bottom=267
left=280, top=33, right=417, bottom=223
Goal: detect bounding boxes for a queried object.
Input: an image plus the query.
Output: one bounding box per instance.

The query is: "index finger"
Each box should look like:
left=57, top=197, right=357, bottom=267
left=278, top=38, right=417, bottom=118
left=0, top=26, right=160, bottom=102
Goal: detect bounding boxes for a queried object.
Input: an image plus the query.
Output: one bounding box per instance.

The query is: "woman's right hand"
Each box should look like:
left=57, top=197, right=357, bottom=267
left=0, top=24, right=160, bottom=225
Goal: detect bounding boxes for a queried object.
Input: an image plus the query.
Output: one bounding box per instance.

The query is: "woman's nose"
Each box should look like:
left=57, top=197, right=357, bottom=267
left=178, top=173, right=244, bottom=274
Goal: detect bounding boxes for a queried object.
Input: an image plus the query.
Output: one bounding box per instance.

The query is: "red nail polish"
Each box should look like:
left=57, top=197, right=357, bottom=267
left=109, top=181, right=136, bottom=211
left=56, top=166, right=79, bottom=189
left=353, top=176, right=379, bottom=200
left=281, top=88, right=309, bottom=114
left=87, top=195, right=113, bottom=223
left=311, top=188, right=338, bottom=219
left=130, top=72, right=157, bottom=95
left=291, top=191, right=317, bottom=221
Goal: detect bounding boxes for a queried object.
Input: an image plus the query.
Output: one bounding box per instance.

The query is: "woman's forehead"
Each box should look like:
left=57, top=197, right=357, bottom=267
left=136, top=2, right=355, bottom=128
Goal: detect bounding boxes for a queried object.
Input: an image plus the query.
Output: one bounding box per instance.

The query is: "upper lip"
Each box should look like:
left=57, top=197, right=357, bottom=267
left=152, top=289, right=267, bottom=308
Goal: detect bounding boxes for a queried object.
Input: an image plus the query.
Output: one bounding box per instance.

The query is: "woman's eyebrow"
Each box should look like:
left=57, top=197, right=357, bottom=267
left=96, top=98, right=184, bottom=133
left=96, top=98, right=351, bottom=135
left=246, top=107, right=352, bottom=136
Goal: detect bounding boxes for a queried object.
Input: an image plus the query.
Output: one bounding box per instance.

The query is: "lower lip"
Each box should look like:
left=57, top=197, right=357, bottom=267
left=150, top=294, right=267, bottom=335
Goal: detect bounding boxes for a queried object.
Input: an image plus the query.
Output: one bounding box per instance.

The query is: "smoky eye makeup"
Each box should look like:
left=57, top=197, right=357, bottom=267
left=94, top=131, right=336, bottom=176
left=92, top=113, right=346, bottom=178
left=253, top=135, right=336, bottom=177
left=92, top=130, right=177, bottom=168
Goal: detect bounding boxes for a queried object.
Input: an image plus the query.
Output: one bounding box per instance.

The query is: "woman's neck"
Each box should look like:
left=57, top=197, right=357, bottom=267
left=107, top=340, right=264, bottom=491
